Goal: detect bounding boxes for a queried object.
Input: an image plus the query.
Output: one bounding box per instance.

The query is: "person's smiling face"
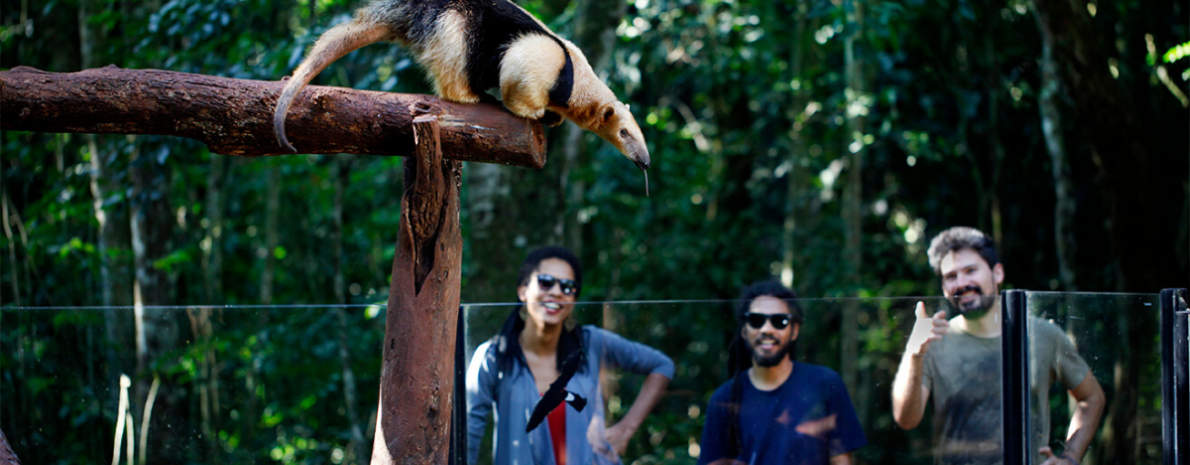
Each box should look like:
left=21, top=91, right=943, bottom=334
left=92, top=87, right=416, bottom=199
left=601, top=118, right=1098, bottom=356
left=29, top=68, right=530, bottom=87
left=939, top=248, right=1004, bottom=318
left=518, top=258, right=578, bottom=327
left=742, top=296, right=800, bottom=367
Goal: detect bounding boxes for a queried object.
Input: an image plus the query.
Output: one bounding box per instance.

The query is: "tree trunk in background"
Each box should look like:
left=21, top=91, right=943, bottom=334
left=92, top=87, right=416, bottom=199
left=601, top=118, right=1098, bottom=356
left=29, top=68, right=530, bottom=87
left=203, top=155, right=225, bottom=304
left=569, top=0, right=630, bottom=409
left=248, top=0, right=288, bottom=442
left=196, top=152, right=226, bottom=460
left=307, top=0, right=317, bottom=29
left=781, top=0, right=811, bottom=289
left=331, top=155, right=369, bottom=464
left=538, top=0, right=571, bottom=19
left=242, top=158, right=278, bottom=458
left=1, top=193, right=23, bottom=306
left=937, top=1, right=992, bottom=237
left=1030, top=1, right=1156, bottom=291
left=463, top=161, right=518, bottom=303
left=333, top=156, right=349, bottom=305
left=700, top=5, right=759, bottom=298
left=1037, top=29, right=1077, bottom=292
left=979, top=6, right=1005, bottom=248
left=840, top=0, right=865, bottom=413
left=1035, top=10, right=1090, bottom=435
left=130, top=141, right=179, bottom=462
left=1031, top=2, right=1159, bottom=463
left=80, top=0, right=133, bottom=310
left=558, top=0, right=628, bottom=254
left=185, top=306, right=219, bottom=463
left=80, top=2, right=135, bottom=423
left=261, top=162, right=280, bottom=305
left=87, top=135, right=134, bottom=307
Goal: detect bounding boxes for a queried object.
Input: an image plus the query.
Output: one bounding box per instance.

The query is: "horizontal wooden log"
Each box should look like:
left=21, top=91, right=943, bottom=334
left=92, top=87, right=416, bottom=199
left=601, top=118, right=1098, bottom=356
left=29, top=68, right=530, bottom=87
left=0, top=66, right=547, bottom=168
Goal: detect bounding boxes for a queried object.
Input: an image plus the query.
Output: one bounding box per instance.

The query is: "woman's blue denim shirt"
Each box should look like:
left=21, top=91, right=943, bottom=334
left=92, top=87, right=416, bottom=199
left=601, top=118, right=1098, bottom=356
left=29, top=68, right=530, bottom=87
left=466, top=325, right=674, bottom=465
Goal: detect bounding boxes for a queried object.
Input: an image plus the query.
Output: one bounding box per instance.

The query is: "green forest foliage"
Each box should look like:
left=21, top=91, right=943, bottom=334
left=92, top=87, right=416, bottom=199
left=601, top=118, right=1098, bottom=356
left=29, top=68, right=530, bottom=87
left=1, top=0, right=1187, bottom=464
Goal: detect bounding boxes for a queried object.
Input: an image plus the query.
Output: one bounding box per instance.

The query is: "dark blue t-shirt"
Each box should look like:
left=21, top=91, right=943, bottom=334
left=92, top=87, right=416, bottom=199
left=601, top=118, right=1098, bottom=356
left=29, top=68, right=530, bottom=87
left=698, top=363, right=867, bottom=465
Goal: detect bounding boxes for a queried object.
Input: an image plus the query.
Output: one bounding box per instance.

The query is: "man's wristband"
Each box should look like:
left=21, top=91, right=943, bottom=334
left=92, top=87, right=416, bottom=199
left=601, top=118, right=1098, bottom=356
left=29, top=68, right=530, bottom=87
left=1059, top=453, right=1080, bottom=465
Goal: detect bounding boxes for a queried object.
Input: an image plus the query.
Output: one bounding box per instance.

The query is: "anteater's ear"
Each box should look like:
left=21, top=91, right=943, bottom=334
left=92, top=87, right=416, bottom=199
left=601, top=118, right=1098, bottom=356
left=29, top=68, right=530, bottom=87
left=540, top=110, right=564, bottom=127
left=601, top=106, right=615, bottom=123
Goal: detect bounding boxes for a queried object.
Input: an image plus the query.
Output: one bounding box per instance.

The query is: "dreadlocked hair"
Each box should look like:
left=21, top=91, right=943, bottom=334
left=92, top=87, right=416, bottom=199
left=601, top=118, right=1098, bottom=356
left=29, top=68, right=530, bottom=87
left=725, top=337, right=750, bottom=459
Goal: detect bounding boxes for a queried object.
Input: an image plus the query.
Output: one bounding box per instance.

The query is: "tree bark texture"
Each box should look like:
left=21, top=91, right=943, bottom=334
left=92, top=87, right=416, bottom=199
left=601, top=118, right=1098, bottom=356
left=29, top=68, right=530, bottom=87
left=978, top=3, right=1005, bottom=248
left=1030, top=1, right=1155, bottom=292
left=129, top=137, right=182, bottom=462
left=841, top=0, right=866, bottom=417
left=1031, top=2, right=1159, bottom=463
left=781, top=0, right=812, bottom=289
left=461, top=160, right=517, bottom=304
left=331, top=155, right=370, bottom=464
left=1038, top=33, right=1078, bottom=292
left=0, top=66, right=547, bottom=168
left=80, top=0, right=136, bottom=402
left=203, top=156, right=225, bottom=304
left=0, top=427, right=18, bottom=465
left=558, top=0, right=628, bottom=250
left=371, top=113, right=462, bottom=464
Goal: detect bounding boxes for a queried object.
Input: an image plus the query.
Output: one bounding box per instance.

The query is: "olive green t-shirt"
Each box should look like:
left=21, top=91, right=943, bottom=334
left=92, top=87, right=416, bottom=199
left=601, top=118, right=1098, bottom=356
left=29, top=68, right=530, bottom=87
left=921, top=316, right=1090, bottom=465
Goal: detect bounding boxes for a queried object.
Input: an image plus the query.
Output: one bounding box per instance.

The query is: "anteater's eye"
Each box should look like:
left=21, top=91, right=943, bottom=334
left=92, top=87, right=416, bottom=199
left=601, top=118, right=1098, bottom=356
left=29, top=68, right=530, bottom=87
left=619, top=129, right=629, bottom=138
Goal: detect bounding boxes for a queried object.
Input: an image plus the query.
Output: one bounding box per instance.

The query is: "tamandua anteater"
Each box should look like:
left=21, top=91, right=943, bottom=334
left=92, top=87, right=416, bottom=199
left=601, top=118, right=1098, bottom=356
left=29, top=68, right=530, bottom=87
left=273, top=0, right=651, bottom=173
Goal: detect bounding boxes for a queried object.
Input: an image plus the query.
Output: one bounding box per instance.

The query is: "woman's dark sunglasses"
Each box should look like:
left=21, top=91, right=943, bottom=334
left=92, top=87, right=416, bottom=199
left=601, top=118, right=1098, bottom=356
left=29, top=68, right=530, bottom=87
left=744, top=312, right=792, bottom=330
left=536, top=274, right=578, bottom=295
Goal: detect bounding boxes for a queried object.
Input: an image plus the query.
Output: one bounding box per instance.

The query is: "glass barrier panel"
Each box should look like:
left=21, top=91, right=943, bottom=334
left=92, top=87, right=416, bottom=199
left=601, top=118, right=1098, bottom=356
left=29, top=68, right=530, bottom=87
left=1, top=304, right=389, bottom=465
left=1024, top=292, right=1163, bottom=465
left=462, top=297, right=958, bottom=465
left=2, top=296, right=1033, bottom=465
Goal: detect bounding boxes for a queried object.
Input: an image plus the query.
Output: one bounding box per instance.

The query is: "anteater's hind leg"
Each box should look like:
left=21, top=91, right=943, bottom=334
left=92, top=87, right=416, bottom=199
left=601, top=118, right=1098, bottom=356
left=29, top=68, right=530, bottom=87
left=498, top=34, right=566, bottom=120
left=419, top=10, right=481, bottom=104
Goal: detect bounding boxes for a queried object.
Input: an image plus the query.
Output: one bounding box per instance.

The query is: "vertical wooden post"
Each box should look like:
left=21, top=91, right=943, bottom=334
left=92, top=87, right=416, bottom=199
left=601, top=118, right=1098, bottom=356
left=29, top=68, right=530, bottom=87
left=371, top=107, right=464, bottom=464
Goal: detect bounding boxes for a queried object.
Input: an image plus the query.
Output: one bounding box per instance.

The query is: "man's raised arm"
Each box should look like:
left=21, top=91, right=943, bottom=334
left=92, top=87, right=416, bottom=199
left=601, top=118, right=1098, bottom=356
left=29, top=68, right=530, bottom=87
left=892, top=302, right=949, bottom=429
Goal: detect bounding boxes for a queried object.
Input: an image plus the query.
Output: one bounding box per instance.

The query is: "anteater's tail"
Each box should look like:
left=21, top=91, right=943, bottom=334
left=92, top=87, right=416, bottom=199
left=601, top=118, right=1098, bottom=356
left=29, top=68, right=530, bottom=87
left=274, top=17, right=394, bottom=152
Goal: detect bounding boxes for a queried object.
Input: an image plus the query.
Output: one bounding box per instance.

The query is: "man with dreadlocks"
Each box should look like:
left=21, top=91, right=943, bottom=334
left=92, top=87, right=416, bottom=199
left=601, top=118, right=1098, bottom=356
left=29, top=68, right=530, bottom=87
left=698, top=281, right=867, bottom=465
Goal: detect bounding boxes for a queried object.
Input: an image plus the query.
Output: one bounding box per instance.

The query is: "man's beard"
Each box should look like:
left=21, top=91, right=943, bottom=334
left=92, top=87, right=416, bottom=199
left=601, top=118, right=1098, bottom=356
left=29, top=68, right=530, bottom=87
left=747, top=335, right=796, bottom=367
left=949, top=284, right=998, bottom=320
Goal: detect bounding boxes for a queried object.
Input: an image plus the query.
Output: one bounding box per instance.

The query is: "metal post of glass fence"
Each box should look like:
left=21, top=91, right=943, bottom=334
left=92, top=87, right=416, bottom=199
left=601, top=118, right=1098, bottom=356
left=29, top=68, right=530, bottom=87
left=1001, top=289, right=1029, bottom=465
left=1161, top=288, right=1187, bottom=465
left=450, top=305, right=467, bottom=465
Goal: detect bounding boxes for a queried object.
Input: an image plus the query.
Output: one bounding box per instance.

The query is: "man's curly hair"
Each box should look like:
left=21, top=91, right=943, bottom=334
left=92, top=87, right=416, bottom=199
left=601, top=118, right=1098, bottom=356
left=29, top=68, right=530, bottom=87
left=926, top=226, right=999, bottom=275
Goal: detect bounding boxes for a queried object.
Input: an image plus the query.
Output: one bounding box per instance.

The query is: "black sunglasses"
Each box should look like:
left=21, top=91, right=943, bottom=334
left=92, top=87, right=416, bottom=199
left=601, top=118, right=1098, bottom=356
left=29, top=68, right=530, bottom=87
left=536, top=274, right=578, bottom=295
left=744, top=312, right=792, bottom=330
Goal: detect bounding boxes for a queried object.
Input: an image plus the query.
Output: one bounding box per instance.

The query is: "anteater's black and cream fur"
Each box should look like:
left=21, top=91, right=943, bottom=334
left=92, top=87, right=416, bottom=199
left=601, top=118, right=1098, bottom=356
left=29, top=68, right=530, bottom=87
left=273, top=0, right=650, bottom=172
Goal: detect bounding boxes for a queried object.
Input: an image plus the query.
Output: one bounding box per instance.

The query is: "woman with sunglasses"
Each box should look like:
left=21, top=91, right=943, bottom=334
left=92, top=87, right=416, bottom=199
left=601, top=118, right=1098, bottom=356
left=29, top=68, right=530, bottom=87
left=466, top=246, right=673, bottom=465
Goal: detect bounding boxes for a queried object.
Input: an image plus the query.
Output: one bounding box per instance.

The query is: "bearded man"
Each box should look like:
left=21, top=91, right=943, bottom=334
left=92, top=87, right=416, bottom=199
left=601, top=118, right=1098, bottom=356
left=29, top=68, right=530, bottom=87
left=698, top=281, right=867, bottom=465
left=892, top=226, right=1105, bottom=465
